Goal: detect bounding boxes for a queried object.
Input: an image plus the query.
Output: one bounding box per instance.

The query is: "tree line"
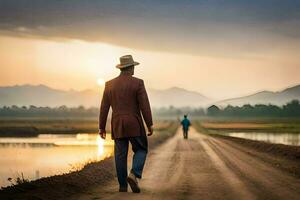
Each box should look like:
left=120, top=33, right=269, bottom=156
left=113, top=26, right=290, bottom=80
left=207, top=100, right=300, bottom=117
left=0, top=105, right=99, bottom=117
left=0, top=100, right=299, bottom=118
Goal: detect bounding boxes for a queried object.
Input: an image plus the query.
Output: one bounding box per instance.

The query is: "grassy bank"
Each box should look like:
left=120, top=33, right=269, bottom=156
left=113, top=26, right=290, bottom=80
left=0, top=118, right=99, bottom=136
left=0, top=117, right=172, bottom=136
left=0, top=121, right=179, bottom=200
left=195, top=118, right=300, bottom=133
left=193, top=119, right=300, bottom=160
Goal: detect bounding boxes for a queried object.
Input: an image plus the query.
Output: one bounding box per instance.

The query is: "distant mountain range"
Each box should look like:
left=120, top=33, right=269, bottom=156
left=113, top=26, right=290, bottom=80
left=218, top=85, right=300, bottom=106
left=0, top=84, right=299, bottom=108
left=148, top=87, right=211, bottom=107
left=0, top=85, right=210, bottom=108
left=0, top=84, right=102, bottom=107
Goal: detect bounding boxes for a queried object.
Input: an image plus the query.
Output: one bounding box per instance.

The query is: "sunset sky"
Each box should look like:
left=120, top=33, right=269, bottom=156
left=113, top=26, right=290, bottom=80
left=0, top=0, right=299, bottom=100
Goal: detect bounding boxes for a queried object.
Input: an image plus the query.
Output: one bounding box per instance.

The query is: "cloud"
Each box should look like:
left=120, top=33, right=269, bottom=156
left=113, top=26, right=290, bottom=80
left=0, top=0, right=300, bottom=56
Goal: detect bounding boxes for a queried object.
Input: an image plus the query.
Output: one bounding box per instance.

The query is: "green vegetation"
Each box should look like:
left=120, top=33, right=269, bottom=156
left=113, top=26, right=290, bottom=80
left=7, top=173, right=29, bottom=187
left=0, top=118, right=99, bottom=136
left=0, top=105, right=98, bottom=118
left=207, top=100, right=300, bottom=118
left=0, top=105, right=206, bottom=119
left=1, top=100, right=299, bottom=119
left=194, top=119, right=300, bottom=134
left=0, top=118, right=174, bottom=137
left=1, top=100, right=299, bottom=137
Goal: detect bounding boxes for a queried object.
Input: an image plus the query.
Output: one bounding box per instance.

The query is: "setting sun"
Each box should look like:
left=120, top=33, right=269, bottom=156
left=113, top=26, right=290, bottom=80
left=97, top=78, right=105, bottom=86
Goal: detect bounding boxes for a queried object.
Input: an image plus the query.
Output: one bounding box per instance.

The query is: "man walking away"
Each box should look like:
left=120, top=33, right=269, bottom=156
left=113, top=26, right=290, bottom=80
left=181, top=115, right=191, bottom=139
left=99, top=55, right=153, bottom=193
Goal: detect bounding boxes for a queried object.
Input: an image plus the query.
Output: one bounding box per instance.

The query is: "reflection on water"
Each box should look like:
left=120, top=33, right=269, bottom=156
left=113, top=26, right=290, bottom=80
left=0, top=133, right=114, bottom=187
left=225, top=132, right=300, bottom=146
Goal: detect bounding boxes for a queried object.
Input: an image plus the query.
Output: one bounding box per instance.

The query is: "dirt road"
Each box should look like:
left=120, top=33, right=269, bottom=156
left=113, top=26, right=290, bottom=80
left=75, top=128, right=300, bottom=200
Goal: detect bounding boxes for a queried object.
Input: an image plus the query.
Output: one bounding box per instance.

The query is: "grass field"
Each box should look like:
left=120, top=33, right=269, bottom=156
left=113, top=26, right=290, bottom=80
left=194, top=118, right=300, bottom=134
left=0, top=117, right=173, bottom=137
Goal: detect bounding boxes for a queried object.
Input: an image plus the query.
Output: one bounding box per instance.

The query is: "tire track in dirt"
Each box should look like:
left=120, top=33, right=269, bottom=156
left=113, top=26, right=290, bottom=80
left=197, top=134, right=255, bottom=200
left=173, top=137, right=235, bottom=200
left=206, top=138, right=278, bottom=200
left=208, top=137, right=300, bottom=200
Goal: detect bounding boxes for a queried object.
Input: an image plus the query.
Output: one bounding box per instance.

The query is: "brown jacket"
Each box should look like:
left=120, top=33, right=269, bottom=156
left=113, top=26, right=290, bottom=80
left=99, top=72, right=153, bottom=139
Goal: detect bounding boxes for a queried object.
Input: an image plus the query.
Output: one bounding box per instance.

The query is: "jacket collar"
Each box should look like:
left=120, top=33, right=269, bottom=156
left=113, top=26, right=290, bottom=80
left=119, top=71, right=133, bottom=76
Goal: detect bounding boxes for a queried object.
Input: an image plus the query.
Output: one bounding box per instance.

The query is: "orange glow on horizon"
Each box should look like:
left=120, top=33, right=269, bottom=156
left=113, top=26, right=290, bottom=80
left=0, top=35, right=299, bottom=99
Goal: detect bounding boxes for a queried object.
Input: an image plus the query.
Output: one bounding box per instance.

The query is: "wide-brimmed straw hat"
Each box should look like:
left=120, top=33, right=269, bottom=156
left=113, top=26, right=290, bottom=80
left=116, top=55, right=140, bottom=69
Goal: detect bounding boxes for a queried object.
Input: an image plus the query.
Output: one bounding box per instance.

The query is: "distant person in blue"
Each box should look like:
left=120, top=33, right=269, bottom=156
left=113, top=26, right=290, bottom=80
left=181, top=115, right=191, bottom=139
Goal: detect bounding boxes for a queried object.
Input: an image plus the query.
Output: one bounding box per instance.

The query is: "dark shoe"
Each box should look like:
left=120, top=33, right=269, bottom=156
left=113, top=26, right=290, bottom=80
left=119, top=187, right=128, bottom=192
left=127, top=173, right=141, bottom=193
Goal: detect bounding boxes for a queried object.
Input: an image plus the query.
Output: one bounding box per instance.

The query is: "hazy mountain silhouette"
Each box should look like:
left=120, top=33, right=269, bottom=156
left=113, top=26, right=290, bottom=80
left=1, top=84, right=299, bottom=108
left=0, top=85, right=210, bottom=108
left=148, top=87, right=211, bottom=107
left=0, top=84, right=102, bottom=107
left=218, top=85, right=300, bottom=106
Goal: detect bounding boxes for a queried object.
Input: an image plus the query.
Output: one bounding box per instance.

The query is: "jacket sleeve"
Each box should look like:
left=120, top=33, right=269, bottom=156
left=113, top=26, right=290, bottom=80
left=99, top=83, right=111, bottom=131
left=137, top=80, right=153, bottom=128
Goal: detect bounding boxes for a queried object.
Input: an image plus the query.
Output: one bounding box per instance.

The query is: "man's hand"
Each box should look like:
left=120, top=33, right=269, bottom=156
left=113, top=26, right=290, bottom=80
left=99, top=129, right=106, bottom=139
left=147, top=126, right=154, bottom=136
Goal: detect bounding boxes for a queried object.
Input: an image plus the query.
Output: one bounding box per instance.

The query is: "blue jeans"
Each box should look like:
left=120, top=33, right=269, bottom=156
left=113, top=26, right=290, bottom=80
left=114, top=135, right=148, bottom=188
